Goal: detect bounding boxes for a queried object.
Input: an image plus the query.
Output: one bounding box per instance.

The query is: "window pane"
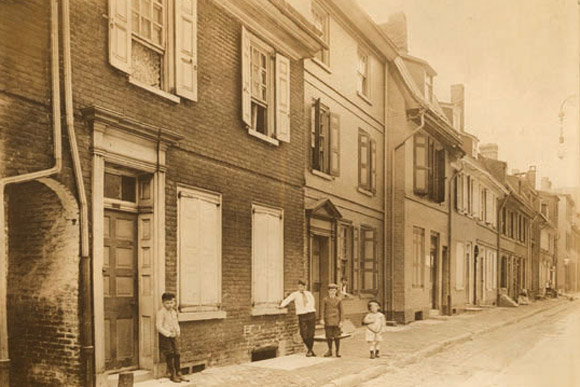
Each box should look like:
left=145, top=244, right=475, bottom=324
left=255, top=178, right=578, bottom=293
left=141, top=18, right=151, bottom=39
left=104, top=173, right=122, bottom=200
left=121, top=176, right=137, bottom=202
left=153, top=4, right=162, bottom=23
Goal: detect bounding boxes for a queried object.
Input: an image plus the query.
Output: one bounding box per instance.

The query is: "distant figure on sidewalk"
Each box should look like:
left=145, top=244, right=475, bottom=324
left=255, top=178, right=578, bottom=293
left=279, top=280, right=317, bottom=357
left=320, top=283, right=344, bottom=357
left=363, top=300, right=385, bottom=359
left=339, top=277, right=353, bottom=299
left=156, top=292, right=188, bottom=383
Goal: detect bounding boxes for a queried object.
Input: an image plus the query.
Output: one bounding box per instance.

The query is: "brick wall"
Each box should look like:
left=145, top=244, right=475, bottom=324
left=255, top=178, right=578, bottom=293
left=7, top=181, right=81, bottom=387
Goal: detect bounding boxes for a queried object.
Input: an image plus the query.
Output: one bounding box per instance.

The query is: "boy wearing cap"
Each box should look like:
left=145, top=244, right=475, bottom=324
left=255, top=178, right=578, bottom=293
left=320, top=283, right=344, bottom=357
left=279, top=280, right=317, bottom=357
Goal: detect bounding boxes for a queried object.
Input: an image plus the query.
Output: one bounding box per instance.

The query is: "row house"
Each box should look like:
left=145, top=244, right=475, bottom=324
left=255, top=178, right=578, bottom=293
left=0, top=0, right=326, bottom=385
left=556, top=194, right=578, bottom=292
left=382, top=14, right=465, bottom=323
left=536, top=190, right=559, bottom=296
left=303, top=0, right=402, bottom=323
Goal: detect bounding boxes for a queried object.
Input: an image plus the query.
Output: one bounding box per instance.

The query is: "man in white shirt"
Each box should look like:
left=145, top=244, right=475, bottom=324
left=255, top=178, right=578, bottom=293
left=279, top=280, right=317, bottom=356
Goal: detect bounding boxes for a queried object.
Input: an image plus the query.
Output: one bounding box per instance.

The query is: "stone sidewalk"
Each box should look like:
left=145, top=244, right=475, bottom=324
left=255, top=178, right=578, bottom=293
left=135, top=297, right=573, bottom=387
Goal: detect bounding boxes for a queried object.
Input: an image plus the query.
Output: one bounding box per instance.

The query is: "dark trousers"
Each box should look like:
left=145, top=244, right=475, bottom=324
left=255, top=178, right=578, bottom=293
left=298, top=312, right=316, bottom=351
left=159, top=335, right=181, bottom=376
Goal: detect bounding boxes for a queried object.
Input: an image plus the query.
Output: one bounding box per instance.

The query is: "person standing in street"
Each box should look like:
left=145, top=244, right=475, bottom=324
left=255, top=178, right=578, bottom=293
left=320, top=283, right=344, bottom=357
left=279, top=280, right=317, bottom=356
left=156, top=292, right=188, bottom=383
left=363, top=299, right=385, bottom=359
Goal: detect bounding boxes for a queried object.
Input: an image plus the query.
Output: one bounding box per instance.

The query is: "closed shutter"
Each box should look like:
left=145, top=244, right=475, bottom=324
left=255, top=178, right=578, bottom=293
left=266, top=212, right=283, bottom=303
left=252, top=206, right=283, bottom=306
left=370, top=139, right=377, bottom=193
left=463, top=175, right=469, bottom=212
left=312, top=99, right=320, bottom=170
left=108, top=0, right=132, bottom=73
left=436, top=149, right=445, bottom=202
left=455, top=242, right=464, bottom=290
left=241, top=26, right=252, bottom=127
left=361, top=227, right=376, bottom=291
left=330, top=113, right=340, bottom=177
left=414, top=134, right=428, bottom=195
left=352, top=228, right=359, bottom=292
left=275, top=53, right=291, bottom=142
left=199, top=198, right=220, bottom=306
left=179, top=195, right=201, bottom=307
left=455, top=175, right=462, bottom=211
left=485, top=189, right=492, bottom=223
left=359, top=132, right=369, bottom=189
left=252, top=210, right=269, bottom=306
left=473, top=182, right=480, bottom=218
left=175, top=0, right=198, bottom=101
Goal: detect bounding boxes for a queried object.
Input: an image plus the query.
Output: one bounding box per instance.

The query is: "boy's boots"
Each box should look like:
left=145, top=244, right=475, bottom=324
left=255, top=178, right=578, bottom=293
left=166, top=356, right=180, bottom=383
left=324, top=339, right=333, bottom=357
left=174, top=355, right=188, bottom=382
left=370, top=350, right=375, bottom=359
left=334, top=339, right=341, bottom=357
left=375, top=349, right=380, bottom=358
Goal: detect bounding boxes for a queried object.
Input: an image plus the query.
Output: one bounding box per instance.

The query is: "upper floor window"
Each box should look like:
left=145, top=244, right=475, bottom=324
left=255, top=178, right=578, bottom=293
left=109, top=0, right=198, bottom=101
left=312, top=1, right=329, bottom=66
left=357, top=48, right=370, bottom=99
left=241, top=27, right=290, bottom=144
left=311, top=99, right=340, bottom=176
left=541, top=203, right=549, bottom=218
left=414, top=133, right=445, bottom=203
left=358, top=129, right=376, bottom=194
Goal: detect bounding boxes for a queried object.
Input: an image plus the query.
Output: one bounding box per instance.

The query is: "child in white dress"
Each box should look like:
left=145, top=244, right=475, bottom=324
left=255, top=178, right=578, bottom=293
left=363, top=300, right=385, bottom=359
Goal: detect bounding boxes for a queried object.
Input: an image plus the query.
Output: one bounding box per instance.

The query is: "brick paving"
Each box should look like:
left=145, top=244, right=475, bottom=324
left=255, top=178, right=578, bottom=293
left=135, top=297, right=570, bottom=387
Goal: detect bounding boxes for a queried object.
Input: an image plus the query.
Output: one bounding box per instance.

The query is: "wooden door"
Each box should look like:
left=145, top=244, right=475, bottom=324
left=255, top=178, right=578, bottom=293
left=104, top=210, right=139, bottom=371
left=430, top=235, right=439, bottom=309
left=311, top=235, right=330, bottom=319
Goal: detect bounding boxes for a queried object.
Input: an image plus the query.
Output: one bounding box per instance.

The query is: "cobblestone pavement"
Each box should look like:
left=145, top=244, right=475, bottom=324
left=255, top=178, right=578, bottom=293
left=361, top=298, right=580, bottom=387
left=135, top=297, right=573, bottom=387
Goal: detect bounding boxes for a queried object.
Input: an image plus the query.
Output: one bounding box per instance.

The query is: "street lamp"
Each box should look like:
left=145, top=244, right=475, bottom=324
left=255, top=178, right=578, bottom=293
left=557, top=94, right=577, bottom=159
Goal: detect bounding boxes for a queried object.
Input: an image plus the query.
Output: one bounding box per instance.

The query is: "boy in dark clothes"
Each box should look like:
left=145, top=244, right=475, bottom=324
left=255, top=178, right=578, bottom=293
left=320, top=283, right=344, bottom=357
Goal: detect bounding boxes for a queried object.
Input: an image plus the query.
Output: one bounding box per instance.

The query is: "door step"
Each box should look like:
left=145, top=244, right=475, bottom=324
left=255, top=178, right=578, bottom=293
left=107, top=369, right=153, bottom=387
left=464, top=307, right=484, bottom=312
left=429, top=309, right=440, bottom=317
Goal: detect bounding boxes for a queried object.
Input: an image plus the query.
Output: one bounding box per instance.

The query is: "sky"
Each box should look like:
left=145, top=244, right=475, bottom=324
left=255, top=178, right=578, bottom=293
left=357, top=0, right=580, bottom=189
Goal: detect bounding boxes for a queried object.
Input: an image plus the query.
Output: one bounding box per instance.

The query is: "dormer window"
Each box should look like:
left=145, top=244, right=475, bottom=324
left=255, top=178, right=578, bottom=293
left=425, top=74, right=433, bottom=103
left=357, top=48, right=370, bottom=99
left=312, top=1, right=329, bottom=66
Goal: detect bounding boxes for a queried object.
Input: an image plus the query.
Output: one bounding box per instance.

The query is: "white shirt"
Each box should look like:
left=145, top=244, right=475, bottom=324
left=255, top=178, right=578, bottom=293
left=156, top=308, right=180, bottom=338
left=280, top=290, right=316, bottom=315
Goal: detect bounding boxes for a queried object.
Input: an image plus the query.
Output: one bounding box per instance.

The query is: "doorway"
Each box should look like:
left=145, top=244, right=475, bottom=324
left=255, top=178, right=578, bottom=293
left=430, top=233, right=439, bottom=310
left=311, top=234, right=331, bottom=319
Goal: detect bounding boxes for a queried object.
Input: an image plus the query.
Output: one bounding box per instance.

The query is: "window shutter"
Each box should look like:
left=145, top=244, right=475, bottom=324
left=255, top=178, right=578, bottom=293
left=330, top=113, right=340, bottom=176
left=353, top=228, right=359, bottom=292
left=370, top=139, right=377, bottom=193
left=455, top=242, right=464, bottom=290
left=175, top=0, right=198, bottom=101
left=359, top=133, right=369, bottom=189
left=463, top=175, right=469, bottom=212
left=180, top=196, right=201, bottom=307
left=312, top=99, right=320, bottom=169
left=275, top=53, right=291, bottom=142
left=241, top=26, right=252, bottom=127
left=455, top=175, right=461, bottom=211
left=108, top=0, right=132, bottom=73
left=266, top=213, right=283, bottom=303
left=436, top=149, right=445, bottom=202
left=252, top=211, right=269, bottom=305
left=485, top=189, right=493, bottom=223
left=473, top=182, right=480, bottom=218
left=199, top=198, right=220, bottom=306
left=414, top=134, right=428, bottom=195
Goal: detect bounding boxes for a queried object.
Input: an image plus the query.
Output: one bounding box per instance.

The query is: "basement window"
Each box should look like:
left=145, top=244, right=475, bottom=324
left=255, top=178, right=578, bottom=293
left=251, top=345, right=278, bottom=362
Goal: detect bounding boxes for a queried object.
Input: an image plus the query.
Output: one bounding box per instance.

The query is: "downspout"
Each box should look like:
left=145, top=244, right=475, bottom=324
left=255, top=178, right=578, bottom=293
left=389, top=109, right=425, bottom=320
left=447, top=164, right=463, bottom=315
left=0, top=2, right=62, bottom=386
left=528, top=212, right=540, bottom=296
left=61, top=0, right=94, bottom=385
left=496, top=192, right=511, bottom=303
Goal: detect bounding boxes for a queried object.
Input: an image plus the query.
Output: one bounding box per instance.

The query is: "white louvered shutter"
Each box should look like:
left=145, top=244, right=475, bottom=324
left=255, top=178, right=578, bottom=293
left=199, top=198, right=220, bottom=306
left=370, top=139, right=377, bottom=193
left=180, top=195, right=200, bottom=307
left=175, top=0, right=198, bottom=101
left=275, top=53, right=291, bottom=142
left=330, top=113, right=340, bottom=176
left=108, top=0, right=132, bottom=73
left=241, top=26, right=252, bottom=127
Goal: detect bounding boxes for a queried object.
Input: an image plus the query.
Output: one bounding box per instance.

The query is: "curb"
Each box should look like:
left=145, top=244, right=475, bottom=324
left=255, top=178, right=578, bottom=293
left=321, top=298, right=570, bottom=387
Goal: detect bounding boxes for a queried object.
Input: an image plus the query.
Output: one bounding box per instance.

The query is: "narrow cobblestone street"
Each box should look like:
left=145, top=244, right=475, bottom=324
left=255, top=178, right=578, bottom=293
left=362, top=299, right=580, bottom=387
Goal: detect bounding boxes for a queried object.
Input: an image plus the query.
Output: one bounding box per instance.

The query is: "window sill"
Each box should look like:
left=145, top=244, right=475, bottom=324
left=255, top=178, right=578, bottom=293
left=248, top=128, right=280, bottom=146
left=311, top=58, right=331, bottom=74
left=357, top=91, right=372, bottom=106
left=357, top=187, right=374, bottom=197
left=311, top=169, right=334, bottom=181
left=128, top=77, right=181, bottom=104
left=251, top=306, right=288, bottom=316
left=178, top=310, right=227, bottom=322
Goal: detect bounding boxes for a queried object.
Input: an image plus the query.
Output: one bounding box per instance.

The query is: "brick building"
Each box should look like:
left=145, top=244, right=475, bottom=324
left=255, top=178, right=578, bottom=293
left=0, top=0, right=325, bottom=385
left=536, top=191, right=559, bottom=296
left=556, top=194, right=578, bottom=292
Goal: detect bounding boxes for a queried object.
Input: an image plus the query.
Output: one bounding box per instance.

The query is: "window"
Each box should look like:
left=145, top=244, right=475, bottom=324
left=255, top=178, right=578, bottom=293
left=500, top=256, right=508, bottom=288
left=252, top=204, right=284, bottom=310
left=178, top=187, right=222, bottom=312
left=311, top=99, right=340, bottom=176
left=414, top=133, right=445, bottom=202
left=104, top=171, right=137, bottom=202
left=312, top=1, right=329, bottom=66
left=338, top=224, right=353, bottom=291
left=358, top=130, right=376, bottom=193
left=541, top=203, right=549, bottom=218
left=501, top=207, right=507, bottom=235
left=357, top=48, right=369, bottom=98
left=425, top=74, right=433, bottom=103
left=486, top=250, right=495, bottom=290
left=455, top=242, right=465, bottom=290
left=540, top=229, right=550, bottom=251
left=360, top=226, right=377, bottom=291
left=109, top=0, right=198, bottom=101
left=242, top=27, right=290, bottom=143
left=413, top=227, right=425, bottom=287
left=480, top=187, right=486, bottom=221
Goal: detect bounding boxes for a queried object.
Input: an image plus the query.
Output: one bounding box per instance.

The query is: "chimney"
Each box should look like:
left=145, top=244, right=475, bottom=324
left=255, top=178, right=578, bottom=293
left=451, top=84, right=465, bottom=132
left=480, top=143, right=498, bottom=160
left=526, top=166, right=537, bottom=189
left=541, top=177, right=552, bottom=191
left=380, top=12, right=408, bottom=54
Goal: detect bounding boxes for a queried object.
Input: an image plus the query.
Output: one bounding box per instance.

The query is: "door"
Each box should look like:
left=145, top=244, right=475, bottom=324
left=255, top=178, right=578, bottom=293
left=104, top=210, right=139, bottom=371
left=430, top=234, right=439, bottom=310
left=311, top=234, right=330, bottom=319
left=441, top=246, right=449, bottom=314
left=467, top=244, right=475, bottom=304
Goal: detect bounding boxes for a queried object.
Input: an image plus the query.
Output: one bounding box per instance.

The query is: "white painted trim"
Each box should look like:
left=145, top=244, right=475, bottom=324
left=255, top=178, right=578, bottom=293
left=128, top=77, right=181, bottom=103
left=178, top=311, right=227, bottom=322
left=251, top=307, right=288, bottom=316
left=248, top=128, right=280, bottom=146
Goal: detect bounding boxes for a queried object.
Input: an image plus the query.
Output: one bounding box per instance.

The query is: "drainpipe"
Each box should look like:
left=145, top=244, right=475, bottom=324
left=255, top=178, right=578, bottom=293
left=0, top=2, right=62, bottom=385
left=389, top=109, right=425, bottom=320
left=61, top=0, right=93, bottom=385
left=496, top=192, right=511, bottom=303
left=527, top=212, right=540, bottom=297
left=447, top=164, right=463, bottom=315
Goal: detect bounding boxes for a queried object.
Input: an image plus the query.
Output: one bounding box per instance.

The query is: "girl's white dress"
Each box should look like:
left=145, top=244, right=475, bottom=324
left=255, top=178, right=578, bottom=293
left=364, top=312, right=385, bottom=342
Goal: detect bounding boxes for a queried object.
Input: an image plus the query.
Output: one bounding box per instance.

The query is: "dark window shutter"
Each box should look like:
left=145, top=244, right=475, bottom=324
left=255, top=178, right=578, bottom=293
left=313, top=99, right=321, bottom=170
left=414, top=134, right=428, bottom=195
left=436, top=149, right=445, bottom=202
left=330, top=113, right=340, bottom=177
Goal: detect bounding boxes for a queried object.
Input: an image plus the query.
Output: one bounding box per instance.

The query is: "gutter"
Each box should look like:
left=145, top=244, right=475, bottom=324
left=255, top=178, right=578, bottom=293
left=62, top=0, right=94, bottom=385
left=0, top=1, right=62, bottom=385
left=389, top=109, right=426, bottom=319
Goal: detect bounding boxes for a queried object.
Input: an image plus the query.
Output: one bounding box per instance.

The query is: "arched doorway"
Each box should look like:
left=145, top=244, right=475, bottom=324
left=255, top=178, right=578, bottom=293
left=5, top=179, right=80, bottom=386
